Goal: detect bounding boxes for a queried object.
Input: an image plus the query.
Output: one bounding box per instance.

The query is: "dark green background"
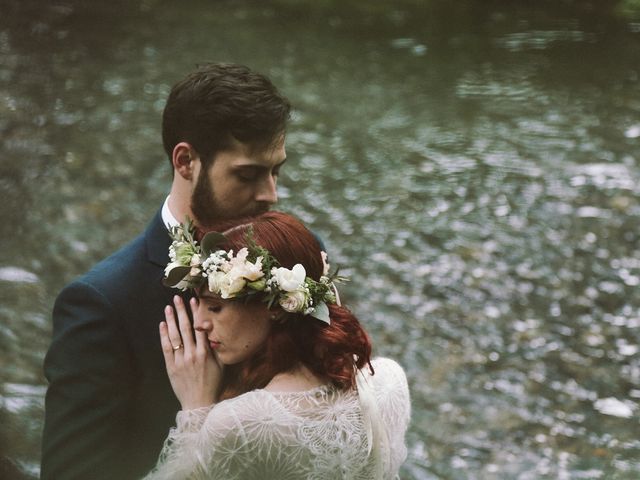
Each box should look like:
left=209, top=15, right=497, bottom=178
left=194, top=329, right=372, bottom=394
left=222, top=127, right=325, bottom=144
left=1, top=1, right=640, bottom=478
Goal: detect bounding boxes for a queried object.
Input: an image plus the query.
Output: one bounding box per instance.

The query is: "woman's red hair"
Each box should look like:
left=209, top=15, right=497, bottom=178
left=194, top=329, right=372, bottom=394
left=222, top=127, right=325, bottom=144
left=206, top=211, right=373, bottom=400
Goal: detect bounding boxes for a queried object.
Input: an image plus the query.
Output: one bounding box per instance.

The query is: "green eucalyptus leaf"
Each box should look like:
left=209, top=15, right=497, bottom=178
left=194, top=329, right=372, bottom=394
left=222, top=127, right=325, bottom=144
left=310, top=302, right=330, bottom=324
left=201, top=232, right=227, bottom=256
left=267, top=294, right=278, bottom=309
left=247, top=278, right=267, bottom=291
left=163, top=266, right=192, bottom=287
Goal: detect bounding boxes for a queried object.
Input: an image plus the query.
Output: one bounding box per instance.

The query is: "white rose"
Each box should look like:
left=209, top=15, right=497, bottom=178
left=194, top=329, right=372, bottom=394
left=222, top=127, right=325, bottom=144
left=271, top=264, right=306, bottom=292
left=279, top=290, right=308, bottom=313
left=224, top=254, right=256, bottom=297
left=219, top=250, right=235, bottom=273
left=219, top=275, right=246, bottom=299
left=228, top=248, right=249, bottom=268
left=242, top=255, right=265, bottom=281
left=207, top=271, right=227, bottom=294
left=228, top=251, right=264, bottom=282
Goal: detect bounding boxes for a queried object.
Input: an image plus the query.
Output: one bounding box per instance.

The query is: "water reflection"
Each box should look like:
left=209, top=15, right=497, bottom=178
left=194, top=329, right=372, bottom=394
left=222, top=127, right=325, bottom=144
left=1, top=0, right=640, bottom=478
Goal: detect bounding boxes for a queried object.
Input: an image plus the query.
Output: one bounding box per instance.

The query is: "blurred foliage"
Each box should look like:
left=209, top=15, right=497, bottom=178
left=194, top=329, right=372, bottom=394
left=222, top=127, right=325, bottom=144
left=616, top=0, right=640, bottom=17
left=2, top=0, right=640, bottom=477
left=263, top=0, right=640, bottom=19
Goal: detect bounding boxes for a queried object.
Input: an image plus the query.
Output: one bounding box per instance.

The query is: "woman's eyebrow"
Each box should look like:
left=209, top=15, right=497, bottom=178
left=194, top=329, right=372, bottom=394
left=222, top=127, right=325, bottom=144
left=198, top=292, right=218, bottom=301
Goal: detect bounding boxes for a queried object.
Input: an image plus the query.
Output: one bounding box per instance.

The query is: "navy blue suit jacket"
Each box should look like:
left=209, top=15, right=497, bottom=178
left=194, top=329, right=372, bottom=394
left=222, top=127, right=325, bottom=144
left=42, top=211, right=181, bottom=479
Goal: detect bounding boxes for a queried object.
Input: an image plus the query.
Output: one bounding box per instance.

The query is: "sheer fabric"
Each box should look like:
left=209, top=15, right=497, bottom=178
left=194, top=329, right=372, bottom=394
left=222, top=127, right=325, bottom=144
left=143, top=357, right=410, bottom=480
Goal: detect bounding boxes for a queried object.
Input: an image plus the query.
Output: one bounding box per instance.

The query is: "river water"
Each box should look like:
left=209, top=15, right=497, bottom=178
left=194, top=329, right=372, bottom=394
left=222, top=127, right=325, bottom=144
left=1, top=1, right=640, bottom=478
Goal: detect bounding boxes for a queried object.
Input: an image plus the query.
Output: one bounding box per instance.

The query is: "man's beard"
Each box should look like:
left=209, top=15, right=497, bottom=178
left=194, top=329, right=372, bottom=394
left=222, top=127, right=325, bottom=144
left=190, top=169, right=270, bottom=229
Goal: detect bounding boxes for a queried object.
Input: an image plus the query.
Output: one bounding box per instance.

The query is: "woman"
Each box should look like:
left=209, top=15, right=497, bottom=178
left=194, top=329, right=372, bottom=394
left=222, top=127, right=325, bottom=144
left=144, top=211, right=410, bottom=479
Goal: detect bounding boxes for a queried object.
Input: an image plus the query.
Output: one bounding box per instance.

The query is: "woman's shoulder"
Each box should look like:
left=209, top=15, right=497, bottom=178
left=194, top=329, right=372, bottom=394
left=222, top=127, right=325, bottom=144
left=211, top=388, right=311, bottom=422
left=202, top=391, right=286, bottom=440
left=365, top=357, right=410, bottom=408
left=368, top=357, right=408, bottom=387
left=213, top=389, right=280, bottom=416
left=364, top=357, right=411, bottom=430
left=370, top=356, right=405, bottom=371
left=205, top=387, right=334, bottom=446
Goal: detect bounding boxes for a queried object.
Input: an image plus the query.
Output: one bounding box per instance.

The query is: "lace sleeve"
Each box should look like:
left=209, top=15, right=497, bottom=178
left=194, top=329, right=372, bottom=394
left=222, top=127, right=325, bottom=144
left=142, top=405, right=213, bottom=480
left=143, top=396, right=282, bottom=480
left=370, top=358, right=411, bottom=477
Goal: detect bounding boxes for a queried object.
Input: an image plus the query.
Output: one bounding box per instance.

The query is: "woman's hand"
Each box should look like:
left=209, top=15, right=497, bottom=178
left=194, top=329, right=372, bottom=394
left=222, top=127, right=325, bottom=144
left=160, top=296, right=223, bottom=410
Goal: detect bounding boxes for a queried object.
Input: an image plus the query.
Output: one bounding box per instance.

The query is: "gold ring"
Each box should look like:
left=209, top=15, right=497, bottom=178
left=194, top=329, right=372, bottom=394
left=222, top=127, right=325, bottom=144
left=172, top=344, right=183, bottom=351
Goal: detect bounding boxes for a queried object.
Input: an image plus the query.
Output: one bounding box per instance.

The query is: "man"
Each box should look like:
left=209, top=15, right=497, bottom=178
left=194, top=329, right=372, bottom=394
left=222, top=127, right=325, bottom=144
left=41, top=63, right=291, bottom=479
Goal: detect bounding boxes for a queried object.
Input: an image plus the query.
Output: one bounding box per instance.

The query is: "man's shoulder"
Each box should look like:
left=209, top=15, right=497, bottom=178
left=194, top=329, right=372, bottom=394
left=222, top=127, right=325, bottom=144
left=81, top=232, right=148, bottom=288
left=64, top=212, right=169, bottom=299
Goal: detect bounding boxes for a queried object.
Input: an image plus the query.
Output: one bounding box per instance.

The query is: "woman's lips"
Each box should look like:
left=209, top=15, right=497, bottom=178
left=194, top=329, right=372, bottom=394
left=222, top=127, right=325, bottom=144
left=209, top=340, right=221, bottom=349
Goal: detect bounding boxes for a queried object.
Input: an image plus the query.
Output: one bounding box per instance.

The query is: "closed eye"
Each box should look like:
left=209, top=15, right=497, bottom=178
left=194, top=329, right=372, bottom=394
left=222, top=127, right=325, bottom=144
left=208, top=305, right=222, bottom=313
left=235, top=158, right=286, bottom=182
left=235, top=166, right=261, bottom=182
left=237, top=171, right=259, bottom=182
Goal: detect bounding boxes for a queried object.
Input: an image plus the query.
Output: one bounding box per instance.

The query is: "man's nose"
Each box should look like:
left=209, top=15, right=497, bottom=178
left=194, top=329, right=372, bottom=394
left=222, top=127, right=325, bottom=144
left=255, top=174, right=278, bottom=204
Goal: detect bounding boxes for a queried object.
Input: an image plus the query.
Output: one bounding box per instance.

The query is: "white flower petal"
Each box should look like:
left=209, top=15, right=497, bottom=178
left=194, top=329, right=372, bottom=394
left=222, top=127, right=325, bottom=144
left=273, top=264, right=307, bottom=292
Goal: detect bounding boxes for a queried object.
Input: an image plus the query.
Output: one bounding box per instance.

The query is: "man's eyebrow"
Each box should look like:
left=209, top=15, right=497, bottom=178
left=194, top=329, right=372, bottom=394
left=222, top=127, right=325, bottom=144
left=274, top=157, right=287, bottom=168
left=233, top=158, right=287, bottom=170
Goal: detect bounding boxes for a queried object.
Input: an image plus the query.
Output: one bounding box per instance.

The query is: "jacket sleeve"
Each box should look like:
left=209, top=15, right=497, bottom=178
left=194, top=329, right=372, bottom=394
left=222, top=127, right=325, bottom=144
left=41, top=280, right=134, bottom=480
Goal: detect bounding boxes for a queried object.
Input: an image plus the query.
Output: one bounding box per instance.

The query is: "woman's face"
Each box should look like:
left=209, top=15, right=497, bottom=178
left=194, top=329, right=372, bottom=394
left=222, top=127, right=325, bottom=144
left=194, top=292, right=272, bottom=365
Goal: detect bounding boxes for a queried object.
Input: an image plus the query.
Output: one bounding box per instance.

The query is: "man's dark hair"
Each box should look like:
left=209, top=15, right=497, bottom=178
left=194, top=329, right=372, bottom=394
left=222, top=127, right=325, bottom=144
left=162, top=63, right=291, bottom=166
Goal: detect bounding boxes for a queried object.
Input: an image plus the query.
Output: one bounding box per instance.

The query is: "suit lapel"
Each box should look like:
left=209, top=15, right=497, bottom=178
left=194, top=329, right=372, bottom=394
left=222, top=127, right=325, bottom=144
left=145, top=209, right=195, bottom=307
left=145, top=209, right=172, bottom=267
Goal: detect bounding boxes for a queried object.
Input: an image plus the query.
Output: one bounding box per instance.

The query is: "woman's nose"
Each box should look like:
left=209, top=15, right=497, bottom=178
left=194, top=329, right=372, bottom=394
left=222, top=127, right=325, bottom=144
left=193, top=305, right=212, bottom=332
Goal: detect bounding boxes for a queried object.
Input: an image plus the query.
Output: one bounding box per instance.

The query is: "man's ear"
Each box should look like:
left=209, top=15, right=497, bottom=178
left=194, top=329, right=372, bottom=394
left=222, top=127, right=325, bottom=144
left=172, top=142, right=198, bottom=180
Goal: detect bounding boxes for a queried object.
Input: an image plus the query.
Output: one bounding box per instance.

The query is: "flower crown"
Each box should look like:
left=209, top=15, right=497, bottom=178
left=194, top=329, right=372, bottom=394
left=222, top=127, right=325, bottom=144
left=163, top=219, right=344, bottom=324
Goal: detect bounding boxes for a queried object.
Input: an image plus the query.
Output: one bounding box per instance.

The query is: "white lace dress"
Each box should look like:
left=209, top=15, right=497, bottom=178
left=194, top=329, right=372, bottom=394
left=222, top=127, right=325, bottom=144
left=143, top=357, right=411, bottom=480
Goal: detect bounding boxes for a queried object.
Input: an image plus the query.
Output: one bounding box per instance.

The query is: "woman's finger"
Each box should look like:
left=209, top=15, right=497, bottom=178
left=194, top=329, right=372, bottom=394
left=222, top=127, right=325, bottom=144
left=194, top=327, right=208, bottom=354
left=173, top=295, right=195, bottom=353
left=191, top=298, right=208, bottom=354
left=165, top=300, right=184, bottom=353
left=159, top=319, right=175, bottom=368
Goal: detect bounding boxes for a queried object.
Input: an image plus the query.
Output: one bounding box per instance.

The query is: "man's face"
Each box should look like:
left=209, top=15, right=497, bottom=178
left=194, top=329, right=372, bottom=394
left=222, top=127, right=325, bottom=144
left=190, top=137, right=286, bottom=227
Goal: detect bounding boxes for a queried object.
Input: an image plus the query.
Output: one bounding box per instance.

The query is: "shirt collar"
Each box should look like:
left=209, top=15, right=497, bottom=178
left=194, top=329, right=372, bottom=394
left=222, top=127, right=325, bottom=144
left=161, top=195, right=180, bottom=230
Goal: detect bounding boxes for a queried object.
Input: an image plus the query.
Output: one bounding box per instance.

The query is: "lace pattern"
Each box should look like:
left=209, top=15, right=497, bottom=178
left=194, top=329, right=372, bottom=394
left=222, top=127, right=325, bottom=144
left=143, top=358, right=410, bottom=480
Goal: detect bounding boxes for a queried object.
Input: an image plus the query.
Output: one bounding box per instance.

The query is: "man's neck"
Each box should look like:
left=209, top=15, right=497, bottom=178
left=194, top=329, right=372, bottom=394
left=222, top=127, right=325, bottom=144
left=167, top=185, right=193, bottom=225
